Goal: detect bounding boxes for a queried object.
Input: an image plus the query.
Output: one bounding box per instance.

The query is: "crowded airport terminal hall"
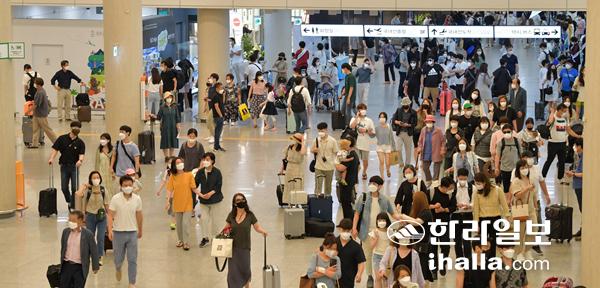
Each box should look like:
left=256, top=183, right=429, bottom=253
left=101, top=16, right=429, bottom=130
left=1, top=0, right=600, bottom=287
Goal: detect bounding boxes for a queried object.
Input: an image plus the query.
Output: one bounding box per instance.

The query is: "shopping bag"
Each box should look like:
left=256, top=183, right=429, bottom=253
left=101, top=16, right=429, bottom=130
left=390, top=151, right=400, bottom=166
left=239, top=103, right=251, bottom=121
left=211, top=237, right=233, bottom=258
left=511, top=200, right=530, bottom=221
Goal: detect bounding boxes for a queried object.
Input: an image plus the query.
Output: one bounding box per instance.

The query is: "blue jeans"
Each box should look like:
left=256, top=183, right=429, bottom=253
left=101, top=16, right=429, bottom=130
left=60, top=164, right=78, bottom=209
left=113, top=231, right=138, bottom=285
left=293, top=111, right=308, bottom=133
left=86, top=212, right=107, bottom=256
left=214, top=117, right=224, bottom=149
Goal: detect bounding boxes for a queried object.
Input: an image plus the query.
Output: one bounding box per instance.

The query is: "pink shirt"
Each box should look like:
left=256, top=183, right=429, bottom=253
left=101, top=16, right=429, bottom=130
left=64, top=229, right=82, bottom=264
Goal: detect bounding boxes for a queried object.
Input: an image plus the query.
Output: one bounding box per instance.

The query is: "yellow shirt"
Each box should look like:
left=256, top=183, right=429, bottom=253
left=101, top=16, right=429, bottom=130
left=167, top=172, right=196, bottom=213
left=473, top=185, right=510, bottom=221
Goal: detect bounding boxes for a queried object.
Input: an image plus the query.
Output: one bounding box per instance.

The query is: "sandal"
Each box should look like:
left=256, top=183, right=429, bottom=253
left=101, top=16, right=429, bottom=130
left=176, top=241, right=184, bottom=248
left=387, top=171, right=391, bottom=178
left=183, top=243, right=190, bottom=251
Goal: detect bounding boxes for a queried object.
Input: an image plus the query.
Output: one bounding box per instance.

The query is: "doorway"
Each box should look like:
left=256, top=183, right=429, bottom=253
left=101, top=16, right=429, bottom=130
left=32, top=44, right=64, bottom=117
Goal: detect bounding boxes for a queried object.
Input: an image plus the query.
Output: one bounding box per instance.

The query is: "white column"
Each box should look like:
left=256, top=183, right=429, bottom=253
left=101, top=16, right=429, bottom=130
left=103, top=0, right=143, bottom=135
left=263, top=10, right=293, bottom=76
left=0, top=0, right=16, bottom=218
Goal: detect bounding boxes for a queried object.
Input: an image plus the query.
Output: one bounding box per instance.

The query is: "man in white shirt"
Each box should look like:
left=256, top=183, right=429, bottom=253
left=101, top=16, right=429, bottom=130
left=229, top=37, right=245, bottom=85
left=244, top=54, right=262, bottom=87
left=287, top=77, right=312, bottom=133
left=350, top=103, right=376, bottom=180
left=108, top=176, right=143, bottom=288
left=312, top=122, right=339, bottom=196
left=541, top=104, right=581, bottom=182
left=452, top=54, right=469, bottom=100
left=23, top=64, right=41, bottom=101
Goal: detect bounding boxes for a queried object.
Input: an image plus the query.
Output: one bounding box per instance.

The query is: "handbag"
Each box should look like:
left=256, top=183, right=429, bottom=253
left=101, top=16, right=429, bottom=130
left=212, top=228, right=233, bottom=272
left=309, top=137, right=319, bottom=173
left=388, top=128, right=400, bottom=166
left=238, top=103, right=251, bottom=121
left=299, top=254, right=318, bottom=288
left=511, top=190, right=530, bottom=221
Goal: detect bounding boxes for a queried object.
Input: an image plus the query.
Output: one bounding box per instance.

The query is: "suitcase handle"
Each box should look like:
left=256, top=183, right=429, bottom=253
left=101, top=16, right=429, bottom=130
left=49, top=164, right=54, bottom=188
left=263, top=234, right=268, bottom=269
left=287, top=177, right=304, bottom=191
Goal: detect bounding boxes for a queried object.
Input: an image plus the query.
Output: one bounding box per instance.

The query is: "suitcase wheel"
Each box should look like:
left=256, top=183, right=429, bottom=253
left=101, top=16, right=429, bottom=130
left=285, top=235, right=291, bottom=240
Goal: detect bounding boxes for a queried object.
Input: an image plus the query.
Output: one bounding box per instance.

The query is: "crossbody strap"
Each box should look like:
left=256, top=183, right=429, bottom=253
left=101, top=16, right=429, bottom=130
left=120, top=141, right=136, bottom=168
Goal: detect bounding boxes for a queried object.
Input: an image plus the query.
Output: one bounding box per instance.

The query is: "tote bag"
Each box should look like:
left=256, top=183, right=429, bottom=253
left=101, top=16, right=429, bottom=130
left=212, top=229, right=233, bottom=272
left=511, top=191, right=530, bottom=221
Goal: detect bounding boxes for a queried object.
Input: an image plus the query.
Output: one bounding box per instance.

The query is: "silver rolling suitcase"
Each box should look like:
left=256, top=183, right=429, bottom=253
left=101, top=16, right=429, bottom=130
left=262, top=236, right=281, bottom=288
left=284, top=207, right=305, bottom=239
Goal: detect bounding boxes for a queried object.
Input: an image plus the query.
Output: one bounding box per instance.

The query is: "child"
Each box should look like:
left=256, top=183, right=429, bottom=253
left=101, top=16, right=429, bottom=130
left=335, top=139, right=354, bottom=186
left=125, top=168, right=143, bottom=194
left=261, top=83, right=278, bottom=131
left=155, top=158, right=176, bottom=230
left=369, top=212, right=392, bottom=288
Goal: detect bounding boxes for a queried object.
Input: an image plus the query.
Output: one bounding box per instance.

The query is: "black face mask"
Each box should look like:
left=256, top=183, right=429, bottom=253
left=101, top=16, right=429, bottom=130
left=422, top=105, right=430, bottom=110
left=402, top=105, right=410, bottom=110
left=71, top=128, right=80, bottom=136
left=235, top=201, right=247, bottom=209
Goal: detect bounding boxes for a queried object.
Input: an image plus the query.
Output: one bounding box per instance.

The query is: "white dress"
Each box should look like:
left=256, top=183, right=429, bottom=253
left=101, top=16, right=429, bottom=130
left=475, top=73, right=492, bottom=102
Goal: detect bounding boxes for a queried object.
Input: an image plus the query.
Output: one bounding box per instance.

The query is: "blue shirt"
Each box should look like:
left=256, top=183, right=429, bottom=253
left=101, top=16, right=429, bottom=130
left=424, top=130, right=433, bottom=162
left=573, top=152, right=583, bottom=189
left=559, top=68, right=579, bottom=92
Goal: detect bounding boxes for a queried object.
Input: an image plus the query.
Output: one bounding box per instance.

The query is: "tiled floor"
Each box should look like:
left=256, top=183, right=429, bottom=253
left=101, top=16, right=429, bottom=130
left=1, top=41, right=582, bottom=287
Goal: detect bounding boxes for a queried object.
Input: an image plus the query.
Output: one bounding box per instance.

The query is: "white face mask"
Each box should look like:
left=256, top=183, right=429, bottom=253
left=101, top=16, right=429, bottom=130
left=92, top=179, right=101, bottom=186
left=64, top=66, right=70, bottom=70
left=325, top=249, right=337, bottom=258
left=471, top=93, right=479, bottom=99
left=399, top=276, right=412, bottom=286
left=122, top=186, right=134, bottom=194
left=520, top=168, right=529, bottom=176
left=507, top=50, right=513, bottom=55
left=318, top=132, right=326, bottom=138
left=100, top=139, right=108, bottom=146
left=427, top=60, right=434, bottom=65
left=564, top=102, right=571, bottom=107
left=202, top=160, right=212, bottom=167
left=480, top=123, right=489, bottom=130
left=499, top=101, right=507, bottom=108
left=426, top=123, right=434, bottom=129
left=475, top=183, right=485, bottom=190
left=450, top=122, right=458, bottom=129
left=410, top=63, right=417, bottom=68
left=511, top=84, right=517, bottom=89
left=68, top=221, right=78, bottom=230
left=459, top=144, right=467, bottom=151
left=477, top=51, right=482, bottom=55
left=363, top=63, right=370, bottom=68
left=566, top=64, right=573, bottom=69
left=458, top=180, right=468, bottom=187
left=377, top=220, right=387, bottom=229
left=258, top=76, right=264, bottom=81
left=359, top=110, right=367, bottom=116
left=176, top=163, right=185, bottom=170
left=188, top=138, right=196, bottom=144
left=379, top=118, right=386, bottom=124
left=340, top=232, right=352, bottom=241
left=452, top=103, right=459, bottom=110
left=165, top=98, right=173, bottom=104
left=502, top=248, right=515, bottom=259
left=368, top=184, right=378, bottom=193
left=527, top=158, right=535, bottom=166
left=119, top=132, right=126, bottom=140
left=226, top=79, right=232, bottom=84
left=404, top=172, right=414, bottom=180
left=503, top=132, right=512, bottom=139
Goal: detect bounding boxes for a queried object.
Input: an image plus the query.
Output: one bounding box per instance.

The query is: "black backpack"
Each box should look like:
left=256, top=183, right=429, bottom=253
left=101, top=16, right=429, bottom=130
left=26, top=72, right=38, bottom=100
left=175, top=69, right=186, bottom=90
left=499, top=138, right=521, bottom=160
left=290, top=87, right=306, bottom=113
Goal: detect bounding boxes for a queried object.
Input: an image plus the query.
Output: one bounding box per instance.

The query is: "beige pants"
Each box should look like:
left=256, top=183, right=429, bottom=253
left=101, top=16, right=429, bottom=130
left=56, top=88, right=72, bottom=120
left=206, top=115, right=215, bottom=137
left=198, top=202, right=221, bottom=240
left=423, top=87, right=439, bottom=112
left=32, top=116, right=57, bottom=147
left=175, top=211, right=191, bottom=243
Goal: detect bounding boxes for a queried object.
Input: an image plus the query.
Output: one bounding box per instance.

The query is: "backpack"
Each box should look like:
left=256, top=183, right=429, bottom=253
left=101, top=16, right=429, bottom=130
left=26, top=72, right=38, bottom=100
left=175, top=69, right=186, bottom=90
left=537, top=124, right=551, bottom=140
left=499, top=138, right=521, bottom=160
left=290, top=87, right=306, bottom=113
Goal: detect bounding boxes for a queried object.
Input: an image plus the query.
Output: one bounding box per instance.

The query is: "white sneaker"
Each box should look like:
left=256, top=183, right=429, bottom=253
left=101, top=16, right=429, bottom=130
left=524, top=250, right=535, bottom=261
left=516, top=253, right=525, bottom=262
left=231, top=121, right=237, bottom=126
left=204, top=136, right=211, bottom=141
left=208, top=137, right=215, bottom=144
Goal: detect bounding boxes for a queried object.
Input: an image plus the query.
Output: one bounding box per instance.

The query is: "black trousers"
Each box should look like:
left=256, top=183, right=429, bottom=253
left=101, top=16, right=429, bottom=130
left=431, top=217, right=451, bottom=273
left=500, top=170, right=512, bottom=193
left=452, top=212, right=474, bottom=258
left=339, top=184, right=355, bottom=220
left=60, top=262, right=85, bottom=288
left=351, top=49, right=358, bottom=65
left=455, top=84, right=465, bottom=100
left=479, top=216, right=501, bottom=258
left=542, top=141, right=567, bottom=180
left=398, top=71, right=407, bottom=97
left=384, top=63, right=396, bottom=82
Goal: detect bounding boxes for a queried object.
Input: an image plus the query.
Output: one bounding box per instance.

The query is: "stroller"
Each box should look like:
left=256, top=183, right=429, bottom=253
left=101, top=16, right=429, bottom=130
left=314, top=79, right=336, bottom=111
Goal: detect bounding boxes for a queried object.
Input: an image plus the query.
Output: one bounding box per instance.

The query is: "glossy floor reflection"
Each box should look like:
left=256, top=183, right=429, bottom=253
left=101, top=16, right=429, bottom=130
left=1, top=42, right=582, bottom=287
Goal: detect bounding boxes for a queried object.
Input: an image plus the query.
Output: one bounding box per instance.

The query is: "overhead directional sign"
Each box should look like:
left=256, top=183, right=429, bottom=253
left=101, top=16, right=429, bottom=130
left=428, top=26, right=494, bottom=38
left=494, top=26, right=561, bottom=39
left=301, top=24, right=363, bottom=37
left=364, top=25, right=428, bottom=38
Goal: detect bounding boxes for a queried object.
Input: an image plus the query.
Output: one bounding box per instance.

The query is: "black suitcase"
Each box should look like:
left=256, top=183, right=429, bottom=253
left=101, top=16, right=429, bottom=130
left=331, top=102, right=345, bottom=130
left=104, top=231, right=113, bottom=251
left=138, top=130, right=155, bottom=164
left=535, top=101, right=545, bottom=120
left=546, top=204, right=573, bottom=243
left=39, top=167, right=57, bottom=217
left=46, top=264, right=61, bottom=288
left=75, top=88, right=90, bottom=106
left=307, top=194, right=333, bottom=221
left=276, top=173, right=287, bottom=207
left=305, top=217, right=335, bottom=237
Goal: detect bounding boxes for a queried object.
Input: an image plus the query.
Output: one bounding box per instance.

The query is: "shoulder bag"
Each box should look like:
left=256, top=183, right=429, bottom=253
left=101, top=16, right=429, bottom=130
left=212, top=227, right=233, bottom=272
left=309, top=137, right=319, bottom=173
left=118, top=141, right=142, bottom=178
left=299, top=254, right=317, bottom=288
left=511, top=188, right=530, bottom=221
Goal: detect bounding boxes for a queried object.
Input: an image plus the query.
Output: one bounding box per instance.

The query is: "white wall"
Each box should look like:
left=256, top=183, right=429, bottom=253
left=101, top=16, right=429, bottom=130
left=11, top=19, right=104, bottom=114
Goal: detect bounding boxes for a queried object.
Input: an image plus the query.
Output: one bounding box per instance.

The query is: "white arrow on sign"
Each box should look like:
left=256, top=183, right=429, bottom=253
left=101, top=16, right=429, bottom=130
left=494, top=26, right=561, bottom=39
left=300, top=24, right=364, bottom=37
left=363, top=25, right=428, bottom=38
